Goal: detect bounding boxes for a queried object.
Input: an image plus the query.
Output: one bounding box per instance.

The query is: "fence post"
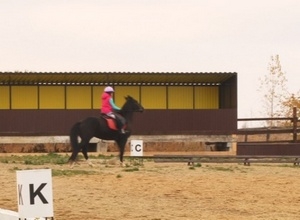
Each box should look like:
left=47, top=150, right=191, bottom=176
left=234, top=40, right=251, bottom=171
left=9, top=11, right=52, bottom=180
left=292, top=107, right=298, bottom=143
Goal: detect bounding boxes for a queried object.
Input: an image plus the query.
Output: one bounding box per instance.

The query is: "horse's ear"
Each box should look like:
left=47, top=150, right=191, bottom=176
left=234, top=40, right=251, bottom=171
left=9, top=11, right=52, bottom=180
left=125, top=95, right=133, bottom=100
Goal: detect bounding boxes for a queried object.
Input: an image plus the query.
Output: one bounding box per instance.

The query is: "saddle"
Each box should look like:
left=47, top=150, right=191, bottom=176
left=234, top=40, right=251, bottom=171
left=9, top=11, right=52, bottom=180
left=101, top=114, right=126, bottom=131
left=101, top=114, right=118, bottom=130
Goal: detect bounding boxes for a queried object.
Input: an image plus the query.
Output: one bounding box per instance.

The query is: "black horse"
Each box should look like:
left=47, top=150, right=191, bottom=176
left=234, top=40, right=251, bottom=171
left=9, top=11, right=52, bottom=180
left=68, top=95, right=144, bottom=167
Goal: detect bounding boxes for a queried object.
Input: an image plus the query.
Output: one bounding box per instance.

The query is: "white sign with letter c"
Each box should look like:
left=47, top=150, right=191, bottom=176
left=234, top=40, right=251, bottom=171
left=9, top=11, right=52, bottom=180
left=130, top=140, right=143, bottom=156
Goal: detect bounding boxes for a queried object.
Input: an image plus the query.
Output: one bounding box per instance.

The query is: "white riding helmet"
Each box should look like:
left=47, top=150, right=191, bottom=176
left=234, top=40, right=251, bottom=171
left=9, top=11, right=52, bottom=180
left=104, top=86, right=114, bottom=93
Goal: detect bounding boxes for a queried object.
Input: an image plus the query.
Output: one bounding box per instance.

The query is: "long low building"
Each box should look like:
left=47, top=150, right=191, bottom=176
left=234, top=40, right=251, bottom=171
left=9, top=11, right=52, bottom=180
left=0, top=72, right=237, bottom=136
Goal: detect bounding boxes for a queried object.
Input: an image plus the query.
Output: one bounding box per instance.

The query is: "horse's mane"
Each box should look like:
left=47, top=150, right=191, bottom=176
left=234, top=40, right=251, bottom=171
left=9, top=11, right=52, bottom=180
left=121, top=95, right=135, bottom=111
left=120, top=95, right=142, bottom=121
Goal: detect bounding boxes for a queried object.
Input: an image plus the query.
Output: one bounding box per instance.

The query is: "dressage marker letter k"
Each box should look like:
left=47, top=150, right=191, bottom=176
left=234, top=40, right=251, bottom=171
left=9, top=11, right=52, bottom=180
left=18, top=184, right=23, bottom=205
left=29, top=183, right=48, bottom=204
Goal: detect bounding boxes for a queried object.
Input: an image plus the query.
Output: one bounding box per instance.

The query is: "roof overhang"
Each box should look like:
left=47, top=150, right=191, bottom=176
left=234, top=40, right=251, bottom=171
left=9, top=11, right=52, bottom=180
left=0, top=72, right=237, bottom=86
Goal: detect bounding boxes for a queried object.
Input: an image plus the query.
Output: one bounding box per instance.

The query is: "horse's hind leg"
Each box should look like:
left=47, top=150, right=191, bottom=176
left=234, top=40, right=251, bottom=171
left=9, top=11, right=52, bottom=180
left=81, top=140, right=94, bottom=167
left=69, top=148, right=80, bottom=168
left=69, top=143, right=81, bottom=160
left=69, top=140, right=88, bottom=168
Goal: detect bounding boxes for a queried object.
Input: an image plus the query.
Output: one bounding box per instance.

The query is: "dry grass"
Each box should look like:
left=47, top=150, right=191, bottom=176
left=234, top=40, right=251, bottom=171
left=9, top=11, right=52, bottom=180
left=1, top=156, right=300, bottom=220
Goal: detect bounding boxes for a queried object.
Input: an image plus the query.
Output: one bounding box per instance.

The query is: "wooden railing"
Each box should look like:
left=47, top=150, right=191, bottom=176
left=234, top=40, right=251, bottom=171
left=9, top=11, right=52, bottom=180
left=237, top=107, right=300, bottom=143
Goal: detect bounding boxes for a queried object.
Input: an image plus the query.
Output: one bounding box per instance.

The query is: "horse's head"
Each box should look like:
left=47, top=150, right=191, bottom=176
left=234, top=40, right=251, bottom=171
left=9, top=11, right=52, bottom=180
left=122, top=95, right=144, bottom=113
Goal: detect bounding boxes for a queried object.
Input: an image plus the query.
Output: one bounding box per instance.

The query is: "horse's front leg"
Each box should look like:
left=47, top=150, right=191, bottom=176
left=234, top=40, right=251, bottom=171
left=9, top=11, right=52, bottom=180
left=117, top=137, right=128, bottom=167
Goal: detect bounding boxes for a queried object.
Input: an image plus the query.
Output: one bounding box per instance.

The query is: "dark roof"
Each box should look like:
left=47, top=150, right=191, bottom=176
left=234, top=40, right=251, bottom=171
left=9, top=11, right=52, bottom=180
left=0, top=72, right=237, bottom=86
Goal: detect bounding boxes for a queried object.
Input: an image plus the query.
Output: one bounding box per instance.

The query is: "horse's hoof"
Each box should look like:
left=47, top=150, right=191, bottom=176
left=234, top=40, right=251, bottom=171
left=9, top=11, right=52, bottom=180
left=69, top=162, right=75, bottom=169
left=119, top=162, right=125, bottom=167
left=89, top=163, right=94, bottom=167
left=86, top=160, right=94, bottom=167
left=68, top=160, right=79, bottom=169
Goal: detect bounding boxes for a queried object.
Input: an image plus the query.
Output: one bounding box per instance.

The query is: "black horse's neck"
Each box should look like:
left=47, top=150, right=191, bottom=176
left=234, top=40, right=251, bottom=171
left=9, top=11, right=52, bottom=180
left=119, top=96, right=142, bottom=123
left=120, top=103, right=134, bottom=122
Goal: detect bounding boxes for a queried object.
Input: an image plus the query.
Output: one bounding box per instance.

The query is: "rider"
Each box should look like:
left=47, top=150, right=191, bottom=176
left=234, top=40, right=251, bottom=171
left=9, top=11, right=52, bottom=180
left=101, top=86, right=126, bottom=134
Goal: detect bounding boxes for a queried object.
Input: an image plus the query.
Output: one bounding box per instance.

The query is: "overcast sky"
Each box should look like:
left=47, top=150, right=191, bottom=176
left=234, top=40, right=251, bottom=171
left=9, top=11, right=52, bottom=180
left=1, top=0, right=300, bottom=120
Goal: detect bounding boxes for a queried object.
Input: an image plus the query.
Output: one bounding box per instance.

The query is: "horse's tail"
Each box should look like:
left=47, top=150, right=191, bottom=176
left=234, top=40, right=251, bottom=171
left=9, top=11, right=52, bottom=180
left=69, top=122, right=81, bottom=161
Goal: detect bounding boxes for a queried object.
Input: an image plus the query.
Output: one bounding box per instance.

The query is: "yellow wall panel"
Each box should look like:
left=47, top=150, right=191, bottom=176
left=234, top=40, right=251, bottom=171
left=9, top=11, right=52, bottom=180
left=11, top=86, right=38, bottom=109
left=66, top=86, right=91, bottom=109
left=141, top=86, right=166, bottom=109
left=92, top=86, right=105, bottom=109
left=114, top=86, right=140, bottom=107
left=168, top=87, right=193, bottom=109
left=39, top=86, right=65, bottom=109
left=194, top=86, right=219, bottom=109
left=0, top=86, right=10, bottom=109
left=5, top=85, right=220, bottom=110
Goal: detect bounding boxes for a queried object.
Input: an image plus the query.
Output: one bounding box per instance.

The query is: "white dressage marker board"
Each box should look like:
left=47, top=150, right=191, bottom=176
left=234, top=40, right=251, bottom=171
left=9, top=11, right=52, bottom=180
left=130, top=140, right=143, bottom=156
left=0, top=208, right=19, bottom=220
left=16, top=169, right=53, bottom=219
left=0, top=208, right=46, bottom=220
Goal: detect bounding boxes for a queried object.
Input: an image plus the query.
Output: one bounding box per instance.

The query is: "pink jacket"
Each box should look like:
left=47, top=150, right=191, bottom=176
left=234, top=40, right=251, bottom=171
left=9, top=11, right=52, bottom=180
left=101, top=92, right=112, bottom=114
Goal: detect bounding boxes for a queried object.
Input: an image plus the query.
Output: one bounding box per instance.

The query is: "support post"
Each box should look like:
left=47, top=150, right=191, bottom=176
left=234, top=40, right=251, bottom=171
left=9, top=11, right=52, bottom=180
left=292, top=107, right=298, bottom=143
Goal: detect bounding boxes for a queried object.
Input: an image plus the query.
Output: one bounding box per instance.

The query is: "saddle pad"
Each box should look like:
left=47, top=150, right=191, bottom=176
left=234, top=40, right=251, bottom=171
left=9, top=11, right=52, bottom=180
left=106, top=118, right=118, bottom=130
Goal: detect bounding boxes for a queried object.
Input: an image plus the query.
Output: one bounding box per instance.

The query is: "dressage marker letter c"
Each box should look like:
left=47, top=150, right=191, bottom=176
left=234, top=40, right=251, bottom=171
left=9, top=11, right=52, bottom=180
left=135, top=144, right=141, bottom=152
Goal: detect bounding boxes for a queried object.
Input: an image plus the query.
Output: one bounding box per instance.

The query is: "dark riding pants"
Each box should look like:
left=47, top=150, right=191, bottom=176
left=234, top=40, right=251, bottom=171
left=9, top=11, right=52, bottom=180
left=107, top=112, right=126, bottom=130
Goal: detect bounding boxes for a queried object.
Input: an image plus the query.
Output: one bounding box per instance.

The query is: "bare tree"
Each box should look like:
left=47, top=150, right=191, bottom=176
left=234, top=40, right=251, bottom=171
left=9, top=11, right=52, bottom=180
left=258, top=55, right=288, bottom=126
